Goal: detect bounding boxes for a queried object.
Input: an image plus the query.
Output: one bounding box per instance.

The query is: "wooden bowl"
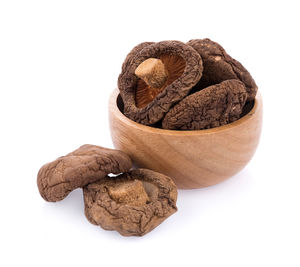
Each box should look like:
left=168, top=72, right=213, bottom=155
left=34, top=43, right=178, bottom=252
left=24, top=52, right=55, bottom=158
left=109, top=88, right=263, bottom=189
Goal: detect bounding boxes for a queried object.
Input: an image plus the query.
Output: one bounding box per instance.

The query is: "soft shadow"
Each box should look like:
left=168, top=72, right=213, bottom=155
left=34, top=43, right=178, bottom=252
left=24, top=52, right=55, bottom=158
left=41, top=188, right=85, bottom=221
left=55, top=188, right=85, bottom=214
left=176, top=168, right=255, bottom=226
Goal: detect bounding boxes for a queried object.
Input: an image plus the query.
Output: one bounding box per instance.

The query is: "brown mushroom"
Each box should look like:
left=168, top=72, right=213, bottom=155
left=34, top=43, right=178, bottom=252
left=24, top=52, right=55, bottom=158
left=187, top=38, right=257, bottom=101
left=162, top=79, right=247, bottom=130
left=118, top=40, right=203, bottom=125
left=120, top=42, right=154, bottom=73
left=37, top=145, right=132, bottom=202
left=134, top=55, right=186, bottom=108
left=83, top=168, right=178, bottom=237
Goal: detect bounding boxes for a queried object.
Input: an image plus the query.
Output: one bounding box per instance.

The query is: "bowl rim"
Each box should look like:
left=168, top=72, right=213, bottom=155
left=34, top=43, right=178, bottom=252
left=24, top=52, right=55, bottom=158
left=109, top=88, right=262, bottom=136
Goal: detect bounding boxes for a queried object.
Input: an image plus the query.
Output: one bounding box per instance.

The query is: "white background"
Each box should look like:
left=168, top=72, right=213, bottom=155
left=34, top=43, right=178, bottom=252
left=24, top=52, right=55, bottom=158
left=0, top=0, right=299, bottom=266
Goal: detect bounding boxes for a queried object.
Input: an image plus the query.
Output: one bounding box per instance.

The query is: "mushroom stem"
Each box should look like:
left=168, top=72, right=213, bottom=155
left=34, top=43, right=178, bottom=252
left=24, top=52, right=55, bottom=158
left=135, top=58, right=168, bottom=88
left=108, top=179, right=149, bottom=206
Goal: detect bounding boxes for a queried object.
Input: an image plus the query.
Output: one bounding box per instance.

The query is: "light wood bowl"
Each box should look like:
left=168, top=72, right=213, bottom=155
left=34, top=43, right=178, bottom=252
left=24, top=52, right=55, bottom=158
left=109, top=88, right=263, bottom=189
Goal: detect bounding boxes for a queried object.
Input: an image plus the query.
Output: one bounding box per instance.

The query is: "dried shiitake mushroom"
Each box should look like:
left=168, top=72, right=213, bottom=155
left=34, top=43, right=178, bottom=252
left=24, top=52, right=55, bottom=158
left=37, top=145, right=132, bottom=202
left=118, top=40, right=203, bottom=125
left=83, top=169, right=178, bottom=236
left=121, top=42, right=154, bottom=73
left=187, top=38, right=257, bottom=101
left=162, top=79, right=247, bottom=130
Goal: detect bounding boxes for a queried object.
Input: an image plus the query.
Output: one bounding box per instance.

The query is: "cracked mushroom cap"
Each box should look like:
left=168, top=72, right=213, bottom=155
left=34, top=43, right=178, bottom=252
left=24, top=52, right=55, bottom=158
left=37, top=145, right=132, bottom=202
left=118, top=40, right=203, bottom=125
left=83, top=168, right=178, bottom=237
left=187, top=38, right=257, bottom=101
left=162, top=79, right=248, bottom=130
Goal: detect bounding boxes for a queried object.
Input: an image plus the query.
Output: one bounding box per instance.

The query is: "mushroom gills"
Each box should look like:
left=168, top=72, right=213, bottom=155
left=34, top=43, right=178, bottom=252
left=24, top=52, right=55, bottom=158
left=135, top=55, right=186, bottom=108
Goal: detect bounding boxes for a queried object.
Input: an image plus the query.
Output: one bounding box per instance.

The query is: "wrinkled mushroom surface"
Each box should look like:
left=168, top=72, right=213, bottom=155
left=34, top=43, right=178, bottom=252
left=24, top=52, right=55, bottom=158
left=187, top=38, right=257, bottom=101
left=37, top=145, right=132, bottom=202
left=121, top=42, right=154, bottom=73
left=162, top=79, right=247, bottom=130
left=83, top=168, right=178, bottom=236
left=118, top=40, right=203, bottom=125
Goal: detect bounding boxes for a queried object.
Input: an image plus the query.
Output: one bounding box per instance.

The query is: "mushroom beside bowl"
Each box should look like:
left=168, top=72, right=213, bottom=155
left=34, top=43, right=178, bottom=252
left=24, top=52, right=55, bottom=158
left=108, top=88, right=263, bottom=189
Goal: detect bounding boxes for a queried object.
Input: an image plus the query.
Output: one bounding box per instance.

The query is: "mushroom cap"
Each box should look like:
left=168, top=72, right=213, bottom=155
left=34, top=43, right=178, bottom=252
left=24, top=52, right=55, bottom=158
left=121, top=41, right=154, bottom=73
left=118, top=40, right=203, bottom=125
left=37, top=145, right=132, bottom=202
left=187, top=38, right=257, bottom=101
left=83, top=168, right=178, bottom=237
left=162, top=79, right=248, bottom=130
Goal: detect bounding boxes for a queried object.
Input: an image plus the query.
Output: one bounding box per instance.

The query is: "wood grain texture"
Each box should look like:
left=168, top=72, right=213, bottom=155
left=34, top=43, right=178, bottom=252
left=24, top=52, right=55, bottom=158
left=109, top=88, right=263, bottom=189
